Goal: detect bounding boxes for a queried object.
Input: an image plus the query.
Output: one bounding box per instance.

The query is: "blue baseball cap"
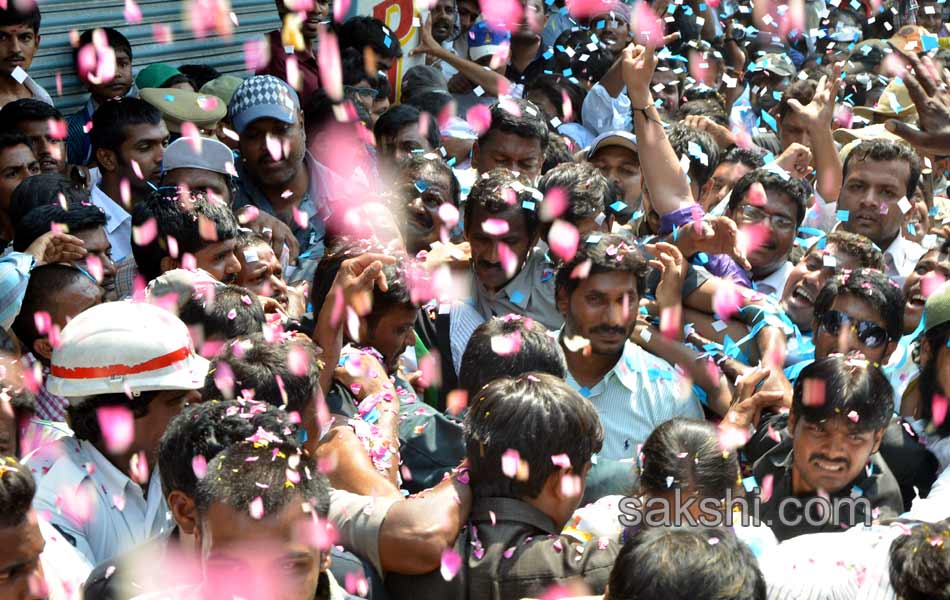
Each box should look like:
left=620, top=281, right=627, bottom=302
left=227, top=75, right=301, bottom=134
left=468, top=21, right=511, bottom=61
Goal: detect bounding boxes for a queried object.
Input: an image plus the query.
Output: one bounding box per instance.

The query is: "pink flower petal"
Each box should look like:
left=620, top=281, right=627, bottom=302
left=438, top=203, right=459, bottom=229
left=481, top=218, right=510, bottom=236
left=97, top=406, right=134, bottom=453
left=446, top=390, right=468, bottom=415
left=547, top=220, right=579, bottom=261
left=152, top=23, right=174, bottom=44
left=501, top=448, right=521, bottom=478
left=632, top=0, right=665, bottom=46
left=192, top=455, right=208, bottom=479
left=498, top=242, right=518, bottom=278
left=440, top=548, right=462, bottom=581
left=84, top=254, right=104, bottom=282
left=466, top=104, right=492, bottom=135
left=249, top=496, right=265, bottom=519
left=491, top=331, right=522, bottom=356
left=933, top=393, right=948, bottom=426
left=479, top=0, right=523, bottom=32
left=124, top=0, right=142, bottom=23
left=748, top=181, right=768, bottom=207
left=541, top=187, right=568, bottom=221
left=198, top=215, right=218, bottom=241
left=33, top=310, right=51, bottom=335
left=318, top=28, right=343, bottom=101
left=287, top=346, right=309, bottom=376
left=551, top=453, right=571, bottom=468
left=802, top=378, right=826, bottom=407
left=712, top=283, right=742, bottom=321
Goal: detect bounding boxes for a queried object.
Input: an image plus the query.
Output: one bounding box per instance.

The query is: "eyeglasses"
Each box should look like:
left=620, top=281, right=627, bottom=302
left=817, top=310, right=889, bottom=349
left=737, top=204, right=797, bottom=233
left=344, top=85, right=379, bottom=99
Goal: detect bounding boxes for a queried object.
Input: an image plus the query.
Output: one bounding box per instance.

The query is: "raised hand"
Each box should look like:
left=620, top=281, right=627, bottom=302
left=25, top=231, right=86, bottom=265
left=644, top=241, right=686, bottom=312
left=773, top=142, right=813, bottom=179
left=885, top=53, right=950, bottom=157
left=673, top=216, right=752, bottom=271
left=786, top=61, right=843, bottom=129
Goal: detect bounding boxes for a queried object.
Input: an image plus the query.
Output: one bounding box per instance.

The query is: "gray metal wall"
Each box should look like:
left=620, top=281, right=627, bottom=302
left=29, top=0, right=280, bottom=116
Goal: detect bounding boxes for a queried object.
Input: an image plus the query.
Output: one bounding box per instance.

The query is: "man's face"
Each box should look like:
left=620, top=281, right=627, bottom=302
left=238, top=117, right=306, bottom=191
left=365, top=305, right=418, bottom=374
left=790, top=413, right=883, bottom=495
left=559, top=271, right=639, bottom=357
left=466, top=204, right=536, bottom=293
left=397, top=166, right=454, bottom=254
left=589, top=145, right=642, bottom=206
left=589, top=12, right=630, bottom=52
left=903, top=249, right=950, bottom=334
left=236, top=242, right=289, bottom=305
left=812, top=294, right=894, bottom=364
left=133, top=389, right=199, bottom=463
left=917, top=1, right=944, bottom=33
left=73, top=226, right=117, bottom=300
left=431, top=0, right=457, bottom=43
left=779, top=109, right=811, bottom=151
left=749, top=72, right=789, bottom=114
left=474, top=131, right=544, bottom=181
left=651, top=69, right=680, bottom=116
left=838, top=159, right=911, bottom=249
left=16, top=120, right=66, bottom=174
left=730, top=188, right=798, bottom=279
left=0, top=144, right=38, bottom=212
left=700, top=160, right=752, bottom=210
left=371, top=96, right=390, bottom=127
left=86, top=50, right=133, bottom=101
left=198, top=499, right=324, bottom=600
left=781, top=243, right=862, bottom=332
left=112, top=122, right=169, bottom=192
left=457, top=0, right=479, bottom=33
left=379, top=122, right=433, bottom=169
left=163, top=168, right=231, bottom=205
left=0, top=511, right=46, bottom=600
left=194, top=239, right=241, bottom=284
left=0, top=24, right=38, bottom=76
left=516, top=0, right=545, bottom=39
left=33, top=277, right=103, bottom=362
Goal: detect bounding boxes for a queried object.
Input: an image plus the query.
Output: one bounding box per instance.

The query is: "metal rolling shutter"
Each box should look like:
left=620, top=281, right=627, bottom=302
left=29, top=0, right=280, bottom=116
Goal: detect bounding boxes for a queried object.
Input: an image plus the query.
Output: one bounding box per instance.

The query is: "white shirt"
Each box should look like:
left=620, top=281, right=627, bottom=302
left=581, top=83, right=631, bottom=137
left=91, top=185, right=133, bottom=263
left=26, top=436, right=175, bottom=567
left=38, top=516, right=93, bottom=598
left=563, top=337, right=704, bottom=460
left=882, top=234, right=926, bottom=286
left=754, top=261, right=794, bottom=299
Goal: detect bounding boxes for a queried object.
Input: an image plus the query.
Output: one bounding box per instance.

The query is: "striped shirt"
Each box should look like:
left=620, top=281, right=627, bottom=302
left=563, top=337, right=704, bottom=460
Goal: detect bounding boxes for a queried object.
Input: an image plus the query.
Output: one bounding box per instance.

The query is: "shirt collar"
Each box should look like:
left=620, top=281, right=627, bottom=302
left=473, top=246, right=550, bottom=308
left=91, top=186, right=132, bottom=233
left=81, top=439, right=136, bottom=508
left=755, top=261, right=793, bottom=297
left=471, top=496, right=560, bottom=534
left=237, top=152, right=331, bottom=219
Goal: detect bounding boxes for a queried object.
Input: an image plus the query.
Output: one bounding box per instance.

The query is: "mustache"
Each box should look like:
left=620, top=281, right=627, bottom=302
left=477, top=260, right=502, bottom=270
left=810, top=454, right=850, bottom=468
left=591, top=325, right=628, bottom=337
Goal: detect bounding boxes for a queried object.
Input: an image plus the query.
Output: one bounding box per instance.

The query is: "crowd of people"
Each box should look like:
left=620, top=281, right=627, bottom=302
left=0, top=0, right=949, bottom=597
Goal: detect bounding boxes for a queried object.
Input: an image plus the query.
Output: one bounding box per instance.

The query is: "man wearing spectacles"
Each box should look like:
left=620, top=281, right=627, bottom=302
left=726, top=169, right=809, bottom=298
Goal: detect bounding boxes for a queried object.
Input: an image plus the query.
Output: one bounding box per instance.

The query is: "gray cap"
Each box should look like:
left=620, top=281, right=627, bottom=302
left=401, top=65, right=448, bottom=102
left=747, top=52, right=797, bottom=78
left=162, top=136, right=236, bottom=176
left=586, top=130, right=638, bottom=160
left=228, top=75, right=300, bottom=134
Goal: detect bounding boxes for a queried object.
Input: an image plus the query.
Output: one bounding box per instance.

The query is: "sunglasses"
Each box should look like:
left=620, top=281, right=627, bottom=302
left=818, top=310, right=889, bottom=349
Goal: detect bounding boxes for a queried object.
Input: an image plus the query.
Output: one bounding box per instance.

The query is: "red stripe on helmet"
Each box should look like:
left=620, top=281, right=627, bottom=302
left=50, top=347, right=193, bottom=380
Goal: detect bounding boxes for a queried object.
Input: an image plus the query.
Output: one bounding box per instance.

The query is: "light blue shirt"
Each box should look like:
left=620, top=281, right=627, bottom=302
left=91, top=185, right=133, bottom=263
left=563, top=337, right=704, bottom=460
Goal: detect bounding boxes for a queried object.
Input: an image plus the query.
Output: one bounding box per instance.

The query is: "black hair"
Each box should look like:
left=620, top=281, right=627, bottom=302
left=814, top=230, right=884, bottom=271
left=234, top=229, right=271, bottom=252
left=548, top=27, right=616, bottom=87
left=813, top=268, right=904, bottom=342
left=90, top=97, right=162, bottom=156
left=918, top=320, right=950, bottom=438
left=608, top=526, right=767, bottom=600
left=463, top=168, right=542, bottom=241
left=178, top=64, right=221, bottom=90
left=666, top=123, right=721, bottom=190
left=309, top=239, right=415, bottom=329
left=538, top=161, right=609, bottom=225
left=680, top=86, right=726, bottom=110
left=341, top=47, right=371, bottom=86
left=131, top=188, right=240, bottom=283
left=555, top=233, right=649, bottom=298
left=159, top=73, right=195, bottom=91
left=727, top=168, right=809, bottom=226
left=0, top=3, right=40, bottom=32
left=677, top=99, right=728, bottom=127
left=337, top=16, right=403, bottom=58
left=638, top=419, right=739, bottom=499
left=178, top=284, right=265, bottom=342
left=195, top=442, right=330, bottom=518
left=458, top=316, right=567, bottom=395
left=9, top=172, right=90, bottom=228
left=721, top=146, right=766, bottom=171
left=11, top=264, right=93, bottom=355
left=478, top=99, right=549, bottom=154
left=373, top=72, right=391, bottom=98
left=67, top=391, right=157, bottom=444
left=523, top=74, right=587, bottom=123
left=842, top=139, right=922, bottom=200
left=464, top=373, right=603, bottom=499
left=399, top=153, right=461, bottom=206
left=74, top=28, right=133, bottom=67
left=777, top=78, right=818, bottom=121
left=404, top=90, right=454, bottom=118
left=13, top=203, right=106, bottom=252
left=0, top=457, right=35, bottom=528
left=204, top=333, right=321, bottom=415
left=0, top=131, right=32, bottom=156
left=541, top=133, right=575, bottom=175
left=888, top=521, right=950, bottom=600
left=0, top=99, right=63, bottom=130
left=793, top=355, right=894, bottom=433
left=373, top=104, right=441, bottom=154
left=158, top=399, right=299, bottom=499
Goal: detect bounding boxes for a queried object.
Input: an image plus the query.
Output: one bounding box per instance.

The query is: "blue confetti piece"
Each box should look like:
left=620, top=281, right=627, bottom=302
left=647, top=368, right=674, bottom=380
left=384, top=36, right=392, bottom=48
left=609, top=200, right=628, bottom=212
left=164, top=94, right=175, bottom=102
left=696, top=252, right=709, bottom=264
left=908, top=222, right=917, bottom=236
left=836, top=209, right=850, bottom=222
left=596, top=20, right=605, bottom=28
left=509, top=289, right=526, bottom=304
left=414, top=180, right=429, bottom=193
left=543, top=49, right=554, bottom=59
left=742, top=476, right=759, bottom=493
left=579, top=386, right=592, bottom=397
left=563, top=68, right=573, bottom=77
left=522, top=200, right=536, bottom=211
left=447, top=156, right=457, bottom=167
left=923, top=34, right=939, bottom=51
left=772, top=90, right=783, bottom=101
left=761, top=111, right=777, bottom=131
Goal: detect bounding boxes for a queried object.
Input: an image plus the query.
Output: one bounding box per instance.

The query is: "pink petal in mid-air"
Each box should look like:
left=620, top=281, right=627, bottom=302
left=548, top=220, right=579, bottom=261
left=124, top=0, right=142, bottom=23
left=712, top=283, right=742, bottom=321
left=479, top=0, right=522, bottom=32
left=632, top=0, right=665, bottom=46
left=466, top=104, right=492, bottom=135
left=482, top=218, right=510, bottom=236
left=440, top=548, right=462, bottom=581
left=498, top=242, right=518, bottom=278
left=541, top=187, right=568, bottom=221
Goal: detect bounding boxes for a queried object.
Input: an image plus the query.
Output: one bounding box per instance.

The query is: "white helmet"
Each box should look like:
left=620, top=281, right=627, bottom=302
left=46, top=301, right=210, bottom=399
